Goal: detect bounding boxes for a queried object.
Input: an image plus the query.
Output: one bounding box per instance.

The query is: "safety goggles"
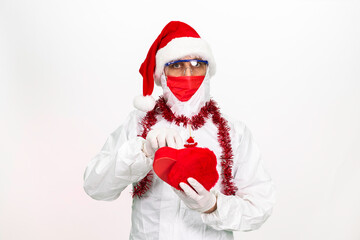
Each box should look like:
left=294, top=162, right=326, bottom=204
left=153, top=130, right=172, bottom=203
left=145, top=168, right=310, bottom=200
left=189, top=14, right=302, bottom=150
left=164, top=59, right=208, bottom=76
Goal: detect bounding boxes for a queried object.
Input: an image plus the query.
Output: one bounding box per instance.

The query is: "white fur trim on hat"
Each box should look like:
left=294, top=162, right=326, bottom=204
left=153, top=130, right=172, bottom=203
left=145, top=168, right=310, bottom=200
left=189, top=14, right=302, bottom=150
left=154, top=37, right=216, bottom=86
left=133, top=94, right=156, bottom=112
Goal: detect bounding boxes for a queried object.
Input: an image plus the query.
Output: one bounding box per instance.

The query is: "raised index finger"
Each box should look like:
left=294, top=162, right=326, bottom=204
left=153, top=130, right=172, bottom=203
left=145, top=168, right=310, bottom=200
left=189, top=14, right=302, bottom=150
left=187, top=178, right=207, bottom=195
left=179, top=182, right=198, bottom=199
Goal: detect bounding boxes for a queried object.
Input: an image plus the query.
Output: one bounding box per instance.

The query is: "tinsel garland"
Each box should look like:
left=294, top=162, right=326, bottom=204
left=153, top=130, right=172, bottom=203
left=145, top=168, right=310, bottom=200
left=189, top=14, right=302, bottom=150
left=132, top=96, right=238, bottom=198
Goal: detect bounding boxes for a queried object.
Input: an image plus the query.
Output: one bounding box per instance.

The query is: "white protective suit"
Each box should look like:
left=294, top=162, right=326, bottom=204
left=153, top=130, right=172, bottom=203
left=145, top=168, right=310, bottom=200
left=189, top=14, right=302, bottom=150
left=83, top=70, right=276, bottom=240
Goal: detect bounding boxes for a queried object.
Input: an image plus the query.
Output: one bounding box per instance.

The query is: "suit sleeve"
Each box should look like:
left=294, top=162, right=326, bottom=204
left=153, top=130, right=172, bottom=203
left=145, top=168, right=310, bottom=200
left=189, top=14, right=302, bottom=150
left=201, top=122, right=276, bottom=231
left=83, top=110, right=153, bottom=201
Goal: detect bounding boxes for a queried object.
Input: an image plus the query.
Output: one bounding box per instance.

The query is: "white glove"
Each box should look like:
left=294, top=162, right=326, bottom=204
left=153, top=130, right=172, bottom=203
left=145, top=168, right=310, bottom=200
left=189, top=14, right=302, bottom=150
left=173, top=177, right=217, bottom=213
left=142, top=127, right=184, bottom=158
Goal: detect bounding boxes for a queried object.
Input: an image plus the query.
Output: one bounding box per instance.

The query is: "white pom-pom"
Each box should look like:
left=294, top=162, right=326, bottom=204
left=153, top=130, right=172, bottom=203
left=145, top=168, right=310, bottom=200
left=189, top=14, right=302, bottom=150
left=133, top=95, right=156, bottom=112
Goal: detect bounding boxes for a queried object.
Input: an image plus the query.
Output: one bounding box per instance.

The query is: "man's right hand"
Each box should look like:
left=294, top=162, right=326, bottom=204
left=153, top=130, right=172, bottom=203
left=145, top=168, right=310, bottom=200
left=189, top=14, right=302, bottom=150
left=142, top=127, right=184, bottom=158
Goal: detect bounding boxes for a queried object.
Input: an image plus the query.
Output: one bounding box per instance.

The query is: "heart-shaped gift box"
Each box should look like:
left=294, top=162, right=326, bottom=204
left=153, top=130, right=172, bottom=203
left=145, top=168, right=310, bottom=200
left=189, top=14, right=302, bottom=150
left=153, top=147, right=219, bottom=191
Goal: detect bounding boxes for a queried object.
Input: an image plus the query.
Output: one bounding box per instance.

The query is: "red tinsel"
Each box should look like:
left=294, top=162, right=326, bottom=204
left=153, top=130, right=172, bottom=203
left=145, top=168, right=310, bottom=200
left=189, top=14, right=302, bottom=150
left=132, top=96, right=238, bottom=198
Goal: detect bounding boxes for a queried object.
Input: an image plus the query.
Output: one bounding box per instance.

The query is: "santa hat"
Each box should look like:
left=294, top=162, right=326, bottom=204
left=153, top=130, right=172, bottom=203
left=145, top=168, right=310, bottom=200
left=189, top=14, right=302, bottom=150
left=133, top=21, right=216, bottom=112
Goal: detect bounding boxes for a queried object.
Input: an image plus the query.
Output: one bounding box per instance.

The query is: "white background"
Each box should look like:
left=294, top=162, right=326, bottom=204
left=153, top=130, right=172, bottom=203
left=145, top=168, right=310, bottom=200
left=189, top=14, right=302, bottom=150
left=1, top=0, right=360, bottom=239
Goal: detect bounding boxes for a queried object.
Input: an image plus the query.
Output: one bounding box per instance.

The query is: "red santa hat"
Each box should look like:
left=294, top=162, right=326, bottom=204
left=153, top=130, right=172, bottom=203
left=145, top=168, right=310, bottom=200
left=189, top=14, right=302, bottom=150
left=133, top=21, right=216, bottom=112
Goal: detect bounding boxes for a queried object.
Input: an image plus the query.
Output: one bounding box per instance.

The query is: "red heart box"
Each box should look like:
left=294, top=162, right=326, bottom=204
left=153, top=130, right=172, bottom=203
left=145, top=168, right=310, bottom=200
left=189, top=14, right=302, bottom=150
left=153, top=147, right=219, bottom=191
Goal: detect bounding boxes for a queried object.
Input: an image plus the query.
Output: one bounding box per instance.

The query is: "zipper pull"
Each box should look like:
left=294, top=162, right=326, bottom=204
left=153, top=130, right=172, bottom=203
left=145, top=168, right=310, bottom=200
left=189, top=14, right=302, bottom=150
left=184, top=124, right=198, bottom=148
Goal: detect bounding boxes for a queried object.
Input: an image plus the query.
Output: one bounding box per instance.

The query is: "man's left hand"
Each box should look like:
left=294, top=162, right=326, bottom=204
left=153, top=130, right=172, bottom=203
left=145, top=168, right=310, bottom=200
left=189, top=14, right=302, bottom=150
left=173, top=177, right=217, bottom=213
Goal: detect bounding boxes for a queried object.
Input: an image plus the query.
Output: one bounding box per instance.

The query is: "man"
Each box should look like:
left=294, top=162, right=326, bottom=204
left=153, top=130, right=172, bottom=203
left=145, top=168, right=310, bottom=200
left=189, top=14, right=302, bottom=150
left=83, top=21, right=276, bottom=240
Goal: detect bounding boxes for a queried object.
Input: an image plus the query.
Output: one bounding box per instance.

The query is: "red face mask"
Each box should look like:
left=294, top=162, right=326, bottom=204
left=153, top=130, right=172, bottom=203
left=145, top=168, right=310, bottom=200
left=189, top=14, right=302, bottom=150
left=166, top=75, right=205, bottom=102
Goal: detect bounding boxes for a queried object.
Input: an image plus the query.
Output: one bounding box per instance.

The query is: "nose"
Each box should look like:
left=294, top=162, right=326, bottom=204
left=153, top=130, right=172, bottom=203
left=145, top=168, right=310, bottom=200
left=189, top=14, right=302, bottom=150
left=184, top=67, right=192, bottom=76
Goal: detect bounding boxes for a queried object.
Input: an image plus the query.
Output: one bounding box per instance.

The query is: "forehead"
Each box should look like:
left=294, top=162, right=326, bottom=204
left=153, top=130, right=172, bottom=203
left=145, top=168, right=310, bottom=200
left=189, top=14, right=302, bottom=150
left=170, top=55, right=204, bottom=62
